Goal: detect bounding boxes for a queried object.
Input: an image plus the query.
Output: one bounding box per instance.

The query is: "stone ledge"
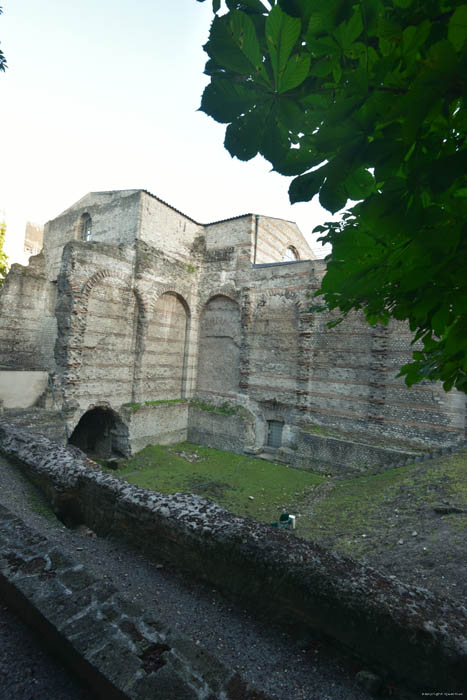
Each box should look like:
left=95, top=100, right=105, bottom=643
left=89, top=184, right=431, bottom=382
left=0, top=503, right=273, bottom=700
left=0, top=420, right=466, bottom=694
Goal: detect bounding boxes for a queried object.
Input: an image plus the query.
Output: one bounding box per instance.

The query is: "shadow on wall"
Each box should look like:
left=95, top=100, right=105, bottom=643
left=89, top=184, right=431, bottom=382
left=68, top=407, right=130, bottom=460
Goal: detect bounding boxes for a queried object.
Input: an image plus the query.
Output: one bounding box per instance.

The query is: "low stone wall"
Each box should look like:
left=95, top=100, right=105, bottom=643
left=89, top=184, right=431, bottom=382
left=292, top=430, right=422, bottom=475
left=187, top=406, right=254, bottom=454
left=1, top=420, right=466, bottom=694
left=0, top=506, right=269, bottom=700
left=0, top=371, right=49, bottom=409
left=122, top=401, right=189, bottom=453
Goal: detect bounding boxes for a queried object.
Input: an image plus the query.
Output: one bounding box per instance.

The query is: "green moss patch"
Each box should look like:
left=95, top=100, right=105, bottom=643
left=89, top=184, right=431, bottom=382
left=115, top=442, right=324, bottom=524
left=190, top=400, right=241, bottom=416
left=106, top=443, right=467, bottom=563
left=144, top=399, right=186, bottom=406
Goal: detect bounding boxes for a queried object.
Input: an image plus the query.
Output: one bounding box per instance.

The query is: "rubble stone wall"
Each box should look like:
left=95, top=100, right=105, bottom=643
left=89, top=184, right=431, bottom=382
left=1, top=421, right=466, bottom=694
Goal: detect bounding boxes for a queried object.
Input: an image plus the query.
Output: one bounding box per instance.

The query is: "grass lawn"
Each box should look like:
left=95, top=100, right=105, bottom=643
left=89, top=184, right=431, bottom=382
left=108, top=443, right=467, bottom=552
left=114, top=442, right=325, bottom=525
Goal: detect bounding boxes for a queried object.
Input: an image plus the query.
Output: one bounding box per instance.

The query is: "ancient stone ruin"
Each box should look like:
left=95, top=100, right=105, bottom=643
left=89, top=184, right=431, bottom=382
left=0, top=189, right=465, bottom=471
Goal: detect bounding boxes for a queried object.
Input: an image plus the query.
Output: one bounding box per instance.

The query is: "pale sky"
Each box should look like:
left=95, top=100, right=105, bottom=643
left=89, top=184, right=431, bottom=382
left=0, top=0, right=331, bottom=265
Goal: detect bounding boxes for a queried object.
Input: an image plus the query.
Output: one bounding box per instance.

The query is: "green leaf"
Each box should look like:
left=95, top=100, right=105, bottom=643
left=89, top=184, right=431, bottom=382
left=229, top=10, right=262, bottom=68
left=431, top=307, right=452, bottom=337
left=305, top=0, right=350, bottom=37
left=344, top=168, right=376, bottom=200
left=333, top=7, right=363, bottom=51
left=200, top=79, right=264, bottom=123
left=393, top=0, right=413, bottom=7
left=289, top=168, right=325, bottom=203
left=279, top=0, right=313, bottom=23
left=319, top=177, right=348, bottom=213
left=279, top=52, right=311, bottom=92
left=309, top=57, right=334, bottom=77
left=206, top=12, right=262, bottom=75
left=273, top=145, right=323, bottom=176
left=266, top=4, right=302, bottom=89
left=224, top=108, right=267, bottom=160
left=448, top=5, right=467, bottom=51
left=402, top=20, right=430, bottom=57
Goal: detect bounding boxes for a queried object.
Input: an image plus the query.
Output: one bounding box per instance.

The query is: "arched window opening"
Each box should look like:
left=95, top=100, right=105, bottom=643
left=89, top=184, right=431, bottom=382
left=68, top=407, right=130, bottom=460
left=283, top=246, right=299, bottom=262
left=79, top=213, right=92, bottom=242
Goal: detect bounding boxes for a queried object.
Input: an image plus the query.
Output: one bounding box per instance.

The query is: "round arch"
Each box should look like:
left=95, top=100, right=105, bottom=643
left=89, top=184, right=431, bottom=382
left=68, top=406, right=130, bottom=459
left=282, top=245, right=300, bottom=262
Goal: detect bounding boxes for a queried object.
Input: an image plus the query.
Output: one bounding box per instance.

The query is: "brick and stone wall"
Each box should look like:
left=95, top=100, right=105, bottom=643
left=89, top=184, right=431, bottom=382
left=0, top=188, right=465, bottom=463
left=254, top=215, right=314, bottom=264
left=43, top=190, right=142, bottom=282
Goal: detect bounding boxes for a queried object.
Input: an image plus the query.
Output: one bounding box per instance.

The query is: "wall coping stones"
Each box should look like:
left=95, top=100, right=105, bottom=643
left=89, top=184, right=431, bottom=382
left=0, top=419, right=466, bottom=694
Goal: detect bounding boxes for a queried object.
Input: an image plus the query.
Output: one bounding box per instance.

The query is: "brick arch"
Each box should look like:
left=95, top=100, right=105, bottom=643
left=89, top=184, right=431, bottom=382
left=148, top=288, right=191, bottom=317
left=68, top=268, right=142, bottom=406
left=77, top=270, right=149, bottom=319
left=81, top=268, right=131, bottom=300
left=197, top=288, right=240, bottom=314
left=282, top=244, right=300, bottom=261
left=253, top=290, right=304, bottom=313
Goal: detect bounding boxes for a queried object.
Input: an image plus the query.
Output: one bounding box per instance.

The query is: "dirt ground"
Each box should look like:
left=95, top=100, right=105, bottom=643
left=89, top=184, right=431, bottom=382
left=299, top=449, right=467, bottom=605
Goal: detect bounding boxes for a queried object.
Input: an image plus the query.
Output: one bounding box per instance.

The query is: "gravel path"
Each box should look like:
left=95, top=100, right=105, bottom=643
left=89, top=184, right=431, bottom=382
left=0, top=454, right=375, bottom=700
left=0, top=602, right=91, bottom=700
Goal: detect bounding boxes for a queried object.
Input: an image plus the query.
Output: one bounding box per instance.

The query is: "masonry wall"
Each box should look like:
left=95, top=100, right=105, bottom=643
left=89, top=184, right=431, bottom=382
left=123, top=401, right=189, bottom=452
left=0, top=254, right=57, bottom=371
left=142, top=293, right=189, bottom=400
left=187, top=405, right=255, bottom=454
left=254, top=215, right=314, bottom=264
left=192, top=256, right=465, bottom=466
left=1, top=189, right=465, bottom=462
left=196, top=295, right=241, bottom=397
left=204, top=217, right=253, bottom=271
left=138, top=191, right=202, bottom=261
left=43, top=190, right=142, bottom=281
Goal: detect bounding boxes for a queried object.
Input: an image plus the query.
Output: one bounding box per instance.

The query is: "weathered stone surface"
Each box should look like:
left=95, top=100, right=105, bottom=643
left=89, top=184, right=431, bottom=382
left=0, top=497, right=277, bottom=700
left=1, top=188, right=464, bottom=473
left=0, top=371, right=49, bottom=409
left=1, top=421, right=466, bottom=694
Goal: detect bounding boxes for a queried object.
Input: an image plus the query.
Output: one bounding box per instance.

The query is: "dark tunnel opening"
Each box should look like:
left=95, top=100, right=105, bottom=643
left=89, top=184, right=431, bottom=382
left=68, top=407, right=130, bottom=460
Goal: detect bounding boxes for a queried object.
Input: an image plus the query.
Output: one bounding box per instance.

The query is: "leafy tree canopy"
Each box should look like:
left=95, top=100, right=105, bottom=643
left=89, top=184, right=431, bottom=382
left=197, top=0, right=467, bottom=392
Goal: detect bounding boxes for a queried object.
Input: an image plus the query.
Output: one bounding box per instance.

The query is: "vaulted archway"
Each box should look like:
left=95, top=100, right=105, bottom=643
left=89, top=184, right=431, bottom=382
left=68, top=407, right=130, bottom=459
